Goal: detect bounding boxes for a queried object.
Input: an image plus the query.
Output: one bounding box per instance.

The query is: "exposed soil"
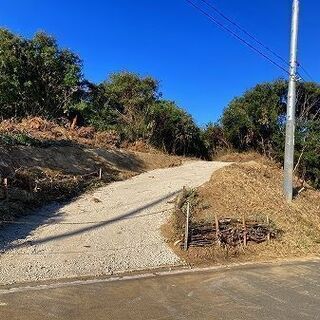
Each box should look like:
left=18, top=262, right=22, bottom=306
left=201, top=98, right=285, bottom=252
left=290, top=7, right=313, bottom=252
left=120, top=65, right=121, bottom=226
left=214, top=150, right=274, bottom=165
left=165, top=155, right=320, bottom=266
left=0, top=117, right=183, bottom=222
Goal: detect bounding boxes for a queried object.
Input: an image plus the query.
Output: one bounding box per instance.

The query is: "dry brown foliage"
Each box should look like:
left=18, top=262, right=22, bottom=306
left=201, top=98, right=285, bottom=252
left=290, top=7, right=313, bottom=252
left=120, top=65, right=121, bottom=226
left=0, top=117, right=121, bottom=148
left=0, top=117, right=184, bottom=222
left=165, top=155, right=320, bottom=265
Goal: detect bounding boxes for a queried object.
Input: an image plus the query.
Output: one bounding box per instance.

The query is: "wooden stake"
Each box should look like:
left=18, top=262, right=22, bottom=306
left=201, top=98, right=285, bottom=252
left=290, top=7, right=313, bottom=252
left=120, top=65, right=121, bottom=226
left=266, top=215, right=271, bottom=242
left=184, top=201, right=190, bottom=251
left=215, top=214, right=220, bottom=245
left=3, top=178, right=8, bottom=200
left=70, top=115, right=78, bottom=130
left=243, top=216, right=247, bottom=247
left=214, top=214, right=219, bottom=235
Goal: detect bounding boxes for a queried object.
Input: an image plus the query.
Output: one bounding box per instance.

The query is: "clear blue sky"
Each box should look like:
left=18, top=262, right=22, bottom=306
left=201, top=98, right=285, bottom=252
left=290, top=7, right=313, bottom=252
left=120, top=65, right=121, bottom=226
left=0, top=0, right=319, bottom=125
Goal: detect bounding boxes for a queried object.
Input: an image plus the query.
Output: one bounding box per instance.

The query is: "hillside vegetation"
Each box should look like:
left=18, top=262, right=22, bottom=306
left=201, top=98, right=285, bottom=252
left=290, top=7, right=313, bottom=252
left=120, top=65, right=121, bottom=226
left=165, top=153, right=320, bottom=265
left=0, top=29, right=206, bottom=158
left=0, top=117, right=183, bottom=222
left=220, top=80, right=320, bottom=189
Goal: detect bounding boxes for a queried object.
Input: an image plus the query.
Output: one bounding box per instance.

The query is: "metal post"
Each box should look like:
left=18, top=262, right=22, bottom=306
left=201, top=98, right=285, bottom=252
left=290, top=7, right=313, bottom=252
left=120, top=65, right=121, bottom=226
left=284, top=0, right=300, bottom=202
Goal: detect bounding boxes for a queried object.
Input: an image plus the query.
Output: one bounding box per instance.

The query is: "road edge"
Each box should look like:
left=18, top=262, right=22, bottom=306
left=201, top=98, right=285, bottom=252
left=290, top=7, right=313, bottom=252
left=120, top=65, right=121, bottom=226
left=1, top=255, right=319, bottom=295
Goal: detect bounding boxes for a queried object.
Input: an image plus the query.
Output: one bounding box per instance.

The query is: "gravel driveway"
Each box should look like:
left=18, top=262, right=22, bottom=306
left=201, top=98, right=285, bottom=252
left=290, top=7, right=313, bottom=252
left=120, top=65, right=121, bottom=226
left=0, top=161, right=228, bottom=285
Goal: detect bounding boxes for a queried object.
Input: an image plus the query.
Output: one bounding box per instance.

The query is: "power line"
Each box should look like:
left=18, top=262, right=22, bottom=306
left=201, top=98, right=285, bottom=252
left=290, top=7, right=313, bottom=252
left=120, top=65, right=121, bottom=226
left=298, top=63, right=315, bottom=82
left=185, top=0, right=290, bottom=76
left=199, top=0, right=290, bottom=67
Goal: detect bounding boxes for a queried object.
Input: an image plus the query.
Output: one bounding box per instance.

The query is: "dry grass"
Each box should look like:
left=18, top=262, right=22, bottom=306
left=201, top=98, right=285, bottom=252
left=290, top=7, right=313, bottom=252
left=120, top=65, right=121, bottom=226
left=0, top=117, right=184, bottom=222
left=165, top=154, right=320, bottom=265
left=214, top=150, right=276, bottom=165
left=0, top=117, right=121, bottom=149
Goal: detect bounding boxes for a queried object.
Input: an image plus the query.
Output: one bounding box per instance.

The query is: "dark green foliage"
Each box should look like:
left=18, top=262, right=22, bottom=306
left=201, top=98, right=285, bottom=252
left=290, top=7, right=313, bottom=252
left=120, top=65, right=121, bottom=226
left=147, top=100, right=206, bottom=157
left=221, top=80, right=287, bottom=155
left=0, top=28, right=83, bottom=119
left=86, top=72, right=159, bottom=138
left=221, top=80, right=320, bottom=188
left=202, top=122, right=230, bottom=157
left=82, top=72, right=206, bottom=156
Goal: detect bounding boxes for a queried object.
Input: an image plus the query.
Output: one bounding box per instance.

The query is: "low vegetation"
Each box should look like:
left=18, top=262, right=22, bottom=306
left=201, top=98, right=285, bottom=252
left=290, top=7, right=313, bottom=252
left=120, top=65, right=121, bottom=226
left=220, top=80, right=320, bottom=189
left=0, top=117, right=183, bottom=222
left=164, top=153, right=320, bottom=265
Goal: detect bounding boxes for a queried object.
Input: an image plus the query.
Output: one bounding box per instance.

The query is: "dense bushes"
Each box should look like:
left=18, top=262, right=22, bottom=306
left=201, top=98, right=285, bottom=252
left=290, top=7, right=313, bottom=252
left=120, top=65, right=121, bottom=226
left=78, top=72, right=205, bottom=156
left=221, top=80, right=320, bottom=188
left=0, top=29, right=205, bottom=157
left=147, top=100, right=206, bottom=156
left=2, top=28, right=319, bottom=184
left=0, top=29, right=83, bottom=119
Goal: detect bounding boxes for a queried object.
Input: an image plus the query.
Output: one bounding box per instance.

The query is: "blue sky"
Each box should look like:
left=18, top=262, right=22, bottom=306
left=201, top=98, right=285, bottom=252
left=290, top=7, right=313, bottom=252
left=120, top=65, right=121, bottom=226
left=0, top=0, right=319, bottom=125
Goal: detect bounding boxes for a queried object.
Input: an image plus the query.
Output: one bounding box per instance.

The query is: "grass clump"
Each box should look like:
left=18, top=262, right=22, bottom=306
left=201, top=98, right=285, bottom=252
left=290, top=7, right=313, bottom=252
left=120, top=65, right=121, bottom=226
left=0, top=133, right=43, bottom=147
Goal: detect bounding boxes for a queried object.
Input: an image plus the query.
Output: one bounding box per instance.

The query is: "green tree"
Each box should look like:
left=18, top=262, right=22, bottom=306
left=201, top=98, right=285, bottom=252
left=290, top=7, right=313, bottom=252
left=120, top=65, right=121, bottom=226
left=202, top=122, right=230, bottom=157
left=86, top=72, right=159, bottom=138
left=0, top=29, right=83, bottom=119
left=221, top=80, right=320, bottom=188
left=221, top=80, right=287, bottom=156
left=147, top=100, right=206, bottom=157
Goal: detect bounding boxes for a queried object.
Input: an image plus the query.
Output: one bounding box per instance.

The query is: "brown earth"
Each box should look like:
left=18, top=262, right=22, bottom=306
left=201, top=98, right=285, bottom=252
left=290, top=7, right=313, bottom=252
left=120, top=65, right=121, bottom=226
left=0, top=117, right=164, bottom=152
left=165, top=154, right=320, bottom=266
left=0, top=118, right=183, bottom=222
left=214, top=150, right=275, bottom=165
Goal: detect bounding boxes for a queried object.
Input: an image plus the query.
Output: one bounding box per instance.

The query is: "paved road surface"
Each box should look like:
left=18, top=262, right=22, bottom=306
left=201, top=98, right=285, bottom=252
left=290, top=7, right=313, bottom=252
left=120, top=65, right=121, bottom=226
left=0, top=161, right=228, bottom=285
left=0, top=259, right=319, bottom=320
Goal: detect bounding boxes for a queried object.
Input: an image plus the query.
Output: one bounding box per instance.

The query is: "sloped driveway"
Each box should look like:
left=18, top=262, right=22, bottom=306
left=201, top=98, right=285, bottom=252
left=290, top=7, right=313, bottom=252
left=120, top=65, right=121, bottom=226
left=0, top=161, right=228, bottom=285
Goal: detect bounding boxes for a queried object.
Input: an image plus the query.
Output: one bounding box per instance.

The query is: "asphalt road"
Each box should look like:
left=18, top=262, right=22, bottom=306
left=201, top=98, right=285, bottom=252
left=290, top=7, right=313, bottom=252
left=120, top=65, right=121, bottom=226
left=0, top=259, right=319, bottom=320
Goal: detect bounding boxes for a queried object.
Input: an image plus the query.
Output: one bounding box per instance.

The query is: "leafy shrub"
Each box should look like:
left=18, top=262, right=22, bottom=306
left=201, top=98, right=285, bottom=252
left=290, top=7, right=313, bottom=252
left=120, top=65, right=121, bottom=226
left=221, top=80, right=320, bottom=188
left=0, top=28, right=83, bottom=119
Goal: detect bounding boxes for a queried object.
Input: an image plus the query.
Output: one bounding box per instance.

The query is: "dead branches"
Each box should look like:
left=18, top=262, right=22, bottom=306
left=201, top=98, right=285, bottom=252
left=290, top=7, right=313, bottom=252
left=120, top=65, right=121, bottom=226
left=184, top=218, right=278, bottom=249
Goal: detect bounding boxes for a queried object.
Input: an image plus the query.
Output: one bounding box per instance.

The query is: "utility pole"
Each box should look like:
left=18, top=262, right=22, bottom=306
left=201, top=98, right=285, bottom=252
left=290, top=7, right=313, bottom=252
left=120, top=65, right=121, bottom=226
left=284, top=0, right=300, bottom=202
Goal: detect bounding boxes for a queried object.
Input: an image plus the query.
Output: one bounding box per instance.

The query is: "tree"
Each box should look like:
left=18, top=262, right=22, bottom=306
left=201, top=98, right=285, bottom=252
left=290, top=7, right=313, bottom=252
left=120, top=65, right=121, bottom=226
left=0, top=29, right=83, bottom=119
left=202, top=122, right=230, bottom=157
left=85, top=72, right=160, bottom=138
left=221, top=80, right=320, bottom=188
left=221, top=80, right=287, bottom=156
left=147, top=100, right=206, bottom=157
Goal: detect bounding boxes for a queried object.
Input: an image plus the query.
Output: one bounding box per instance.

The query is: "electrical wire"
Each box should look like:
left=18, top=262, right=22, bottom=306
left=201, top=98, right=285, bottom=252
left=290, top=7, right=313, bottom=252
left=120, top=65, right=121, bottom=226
left=298, top=63, right=315, bottom=82
left=185, top=0, right=290, bottom=76
left=198, top=0, right=317, bottom=83
left=199, top=0, right=290, bottom=67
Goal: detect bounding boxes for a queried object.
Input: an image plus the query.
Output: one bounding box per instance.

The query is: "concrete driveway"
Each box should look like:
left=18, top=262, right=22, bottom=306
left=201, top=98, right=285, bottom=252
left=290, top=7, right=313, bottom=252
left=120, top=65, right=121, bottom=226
left=0, top=259, right=319, bottom=320
left=0, top=161, right=228, bottom=285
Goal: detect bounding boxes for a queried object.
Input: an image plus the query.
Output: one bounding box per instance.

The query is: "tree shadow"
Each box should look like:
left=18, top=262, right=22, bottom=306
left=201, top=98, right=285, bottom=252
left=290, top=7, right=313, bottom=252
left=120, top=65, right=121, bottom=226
left=2, top=140, right=146, bottom=176
left=0, top=189, right=181, bottom=253
left=0, top=140, right=150, bottom=234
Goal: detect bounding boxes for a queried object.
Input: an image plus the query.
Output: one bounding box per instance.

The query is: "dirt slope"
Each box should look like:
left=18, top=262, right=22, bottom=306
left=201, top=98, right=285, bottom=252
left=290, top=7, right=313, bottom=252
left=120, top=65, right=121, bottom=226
left=167, top=156, right=320, bottom=264
left=0, top=118, right=183, bottom=221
